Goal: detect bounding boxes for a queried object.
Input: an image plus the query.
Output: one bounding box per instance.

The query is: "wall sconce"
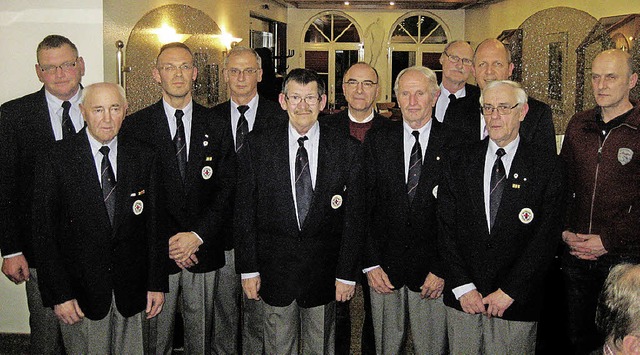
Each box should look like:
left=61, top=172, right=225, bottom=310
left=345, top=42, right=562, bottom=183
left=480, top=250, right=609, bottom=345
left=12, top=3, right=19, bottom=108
left=212, top=29, right=243, bottom=50
left=151, top=23, right=191, bottom=44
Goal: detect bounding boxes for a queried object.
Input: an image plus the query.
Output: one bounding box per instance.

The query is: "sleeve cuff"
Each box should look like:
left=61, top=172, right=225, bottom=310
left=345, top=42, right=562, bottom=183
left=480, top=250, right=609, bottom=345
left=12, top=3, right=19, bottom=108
left=362, top=265, right=380, bottom=273
left=452, top=283, right=476, bottom=300
left=2, top=252, right=23, bottom=258
left=241, top=272, right=260, bottom=280
left=336, top=278, right=355, bottom=285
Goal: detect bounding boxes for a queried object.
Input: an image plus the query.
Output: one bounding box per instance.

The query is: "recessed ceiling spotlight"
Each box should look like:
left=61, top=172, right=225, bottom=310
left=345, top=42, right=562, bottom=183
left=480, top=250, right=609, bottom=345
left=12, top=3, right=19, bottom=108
left=389, top=1, right=395, bottom=5
left=344, top=1, right=349, bottom=4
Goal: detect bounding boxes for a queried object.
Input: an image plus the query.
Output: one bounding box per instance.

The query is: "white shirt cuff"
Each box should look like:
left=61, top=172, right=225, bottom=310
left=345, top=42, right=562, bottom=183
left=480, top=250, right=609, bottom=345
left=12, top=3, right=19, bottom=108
left=191, top=231, right=203, bottom=244
left=336, top=278, right=355, bottom=285
left=363, top=265, right=380, bottom=273
left=452, top=283, right=476, bottom=300
left=241, top=272, right=260, bottom=280
left=2, top=252, right=23, bottom=258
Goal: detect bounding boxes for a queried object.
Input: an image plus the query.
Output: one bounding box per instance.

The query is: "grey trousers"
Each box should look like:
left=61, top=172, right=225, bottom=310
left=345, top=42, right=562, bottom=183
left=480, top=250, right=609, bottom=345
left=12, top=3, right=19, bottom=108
left=26, top=268, right=64, bottom=355
left=242, top=293, right=266, bottom=354
left=446, top=305, right=537, bottom=354
left=60, top=295, right=144, bottom=355
left=263, top=300, right=336, bottom=355
left=370, top=285, right=447, bottom=355
left=146, top=269, right=217, bottom=355
left=211, top=249, right=241, bottom=354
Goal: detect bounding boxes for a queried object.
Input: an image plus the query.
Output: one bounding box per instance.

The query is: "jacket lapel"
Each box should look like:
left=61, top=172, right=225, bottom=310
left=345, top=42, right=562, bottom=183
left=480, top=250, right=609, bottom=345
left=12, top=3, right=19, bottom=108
left=466, top=140, right=490, bottom=236
left=184, top=104, right=207, bottom=190
left=74, top=130, right=114, bottom=234
left=491, top=142, right=531, bottom=235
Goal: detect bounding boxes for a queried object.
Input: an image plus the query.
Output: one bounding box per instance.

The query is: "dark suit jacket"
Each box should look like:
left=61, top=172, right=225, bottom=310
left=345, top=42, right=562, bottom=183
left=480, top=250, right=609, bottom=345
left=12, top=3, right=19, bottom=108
left=363, top=119, right=456, bottom=291
left=121, top=100, right=236, bottom=275
left=319, top=109, right=387, bottom=139
left=211, top=97, right=287, bottom=250
left=32, top=129, right=167, bottom=320
left=235, top=121, right=365, bottom=308
left=444, top=84, right=557, bottom=154
left=438, top=138, right=564, bottom=321
left=0, top=88, right=62, bottom=265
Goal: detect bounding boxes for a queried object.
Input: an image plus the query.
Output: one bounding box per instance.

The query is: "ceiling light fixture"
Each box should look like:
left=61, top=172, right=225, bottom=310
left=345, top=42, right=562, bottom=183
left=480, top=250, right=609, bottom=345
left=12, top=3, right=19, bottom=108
left=389, top=1, right=395, bottom=5
left=344, top=1, right=349, bottom=5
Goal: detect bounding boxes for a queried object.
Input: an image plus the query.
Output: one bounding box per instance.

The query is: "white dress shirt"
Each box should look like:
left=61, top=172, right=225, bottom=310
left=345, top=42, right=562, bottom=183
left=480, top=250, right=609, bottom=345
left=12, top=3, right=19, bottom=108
left=45, top=88, right=83, bottom=141
left=452, top=135, right=520, bottom=300
left=162, top=99, right=193, bottom=158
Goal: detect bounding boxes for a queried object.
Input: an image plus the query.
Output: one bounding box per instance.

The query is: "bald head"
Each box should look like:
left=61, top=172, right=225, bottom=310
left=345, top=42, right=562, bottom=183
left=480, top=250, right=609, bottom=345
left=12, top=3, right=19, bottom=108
left=591, top=49, right=638, bottom=121
left=473, top=38, right=514, bottom=89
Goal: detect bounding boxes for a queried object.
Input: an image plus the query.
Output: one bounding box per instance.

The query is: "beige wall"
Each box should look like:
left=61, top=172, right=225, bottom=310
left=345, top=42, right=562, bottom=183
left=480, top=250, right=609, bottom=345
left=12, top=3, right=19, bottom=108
left=0, top=0, right=103, bottom=333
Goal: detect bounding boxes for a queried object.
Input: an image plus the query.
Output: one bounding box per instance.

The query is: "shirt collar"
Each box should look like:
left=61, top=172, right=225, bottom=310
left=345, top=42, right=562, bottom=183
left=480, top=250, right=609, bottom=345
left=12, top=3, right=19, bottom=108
left=231, top=94, right=259, bottom=113
left=46, top=87, right=82, bottom=111
left=86, top=129, right=118, bottom=157
left=162, top=99, right=193, bottom=119
left=348, top=109, right=374, bottom=123
left=488, top=135, right=520, bottom=158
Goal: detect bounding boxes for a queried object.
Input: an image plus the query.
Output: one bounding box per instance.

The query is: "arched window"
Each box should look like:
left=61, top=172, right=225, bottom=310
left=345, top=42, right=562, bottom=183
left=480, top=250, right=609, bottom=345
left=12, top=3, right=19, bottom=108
left=302, top=12, right=362, bottom=109
left=388, top=12, right=449, bottom=101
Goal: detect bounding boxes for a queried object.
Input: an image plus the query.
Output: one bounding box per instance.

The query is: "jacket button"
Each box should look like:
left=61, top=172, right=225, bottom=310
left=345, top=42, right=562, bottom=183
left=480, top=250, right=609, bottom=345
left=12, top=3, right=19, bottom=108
left=486, top=243, right=493, bottom=249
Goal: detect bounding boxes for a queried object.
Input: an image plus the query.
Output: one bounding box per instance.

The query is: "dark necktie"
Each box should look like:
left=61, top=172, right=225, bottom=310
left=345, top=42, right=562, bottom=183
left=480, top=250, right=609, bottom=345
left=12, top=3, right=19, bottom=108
left=295, top=136, right=313, bottom=229
left=61, top=101, right=76, bottom=139
left=407, top=130, right=422, bottom=203
left=173, top=109, right=187, bottom=181
left=448, top=93, right=457, bottom=104
left=99, top=146, right=117, bottom=225
left=236, top=105, right=250, bottom=152
left=489, top=148, right=507, bottom=230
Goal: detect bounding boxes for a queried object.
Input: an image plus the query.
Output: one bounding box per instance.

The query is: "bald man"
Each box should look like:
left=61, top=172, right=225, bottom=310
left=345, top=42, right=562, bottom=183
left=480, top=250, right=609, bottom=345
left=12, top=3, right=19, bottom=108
left=443, top=38, right=556, bottom=155
left=561, top=48, right=640, bottom=354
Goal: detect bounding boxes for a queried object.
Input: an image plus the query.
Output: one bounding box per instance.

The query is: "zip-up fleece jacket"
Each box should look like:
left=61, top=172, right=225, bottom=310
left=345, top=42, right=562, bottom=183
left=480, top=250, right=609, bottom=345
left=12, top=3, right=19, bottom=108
left=560, top=103, right=640, bottom=257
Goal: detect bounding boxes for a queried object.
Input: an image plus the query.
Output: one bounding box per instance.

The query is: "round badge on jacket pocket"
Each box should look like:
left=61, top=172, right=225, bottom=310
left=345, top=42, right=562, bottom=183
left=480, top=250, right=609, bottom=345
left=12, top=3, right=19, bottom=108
left=133, top=200, right=144, bottom=215
left=331, top=195, right=343, bottom=209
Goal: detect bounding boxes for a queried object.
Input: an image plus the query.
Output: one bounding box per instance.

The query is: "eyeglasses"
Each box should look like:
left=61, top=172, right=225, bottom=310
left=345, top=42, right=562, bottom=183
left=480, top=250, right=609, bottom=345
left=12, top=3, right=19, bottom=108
left=227, top=68, right=260, bottom=76
left=158, top=64, right=194, bottom=72
left=482, top=103, right=520, bottom=115
left=343, top=80, right=378, bottom=89
left=39, top=58, right=79, bottom=74
left=285, top=94, right=320, bottom=106
left=443, top=51, right=473, bottom=66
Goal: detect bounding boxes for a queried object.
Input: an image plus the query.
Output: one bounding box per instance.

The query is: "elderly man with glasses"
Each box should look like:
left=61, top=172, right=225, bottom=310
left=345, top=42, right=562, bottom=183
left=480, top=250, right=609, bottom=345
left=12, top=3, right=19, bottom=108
left=438, top=80, right=564, bottom=354
left=434, top=40, right=477, bottom=123
left=235, top=68, right=365, bottom=354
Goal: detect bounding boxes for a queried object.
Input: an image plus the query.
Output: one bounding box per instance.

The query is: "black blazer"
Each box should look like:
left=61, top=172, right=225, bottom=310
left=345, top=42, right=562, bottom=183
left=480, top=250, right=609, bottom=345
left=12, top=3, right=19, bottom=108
left=121, top=100, right=236, bottom=274
left=0, top=88, right=62, bottom=266
left=437, top=138, right=564, bottom=321
left=32, top=129, right=167, bottom=320
left=319, top=109, right=387, bottom=138
left=363, top=119, right=456, bottom=291
left=234, top=121, right=365, bottom=308
left=444, top=84, right=557, bottom=154
left=211, top=97, right=287, bottom=250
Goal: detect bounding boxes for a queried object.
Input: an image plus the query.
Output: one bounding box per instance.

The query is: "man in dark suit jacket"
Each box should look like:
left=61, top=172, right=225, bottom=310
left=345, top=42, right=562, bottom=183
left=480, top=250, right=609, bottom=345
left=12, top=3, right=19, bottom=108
left=438, top=80, right=564, bottom=354
left=235, top=68, right=365, bottom=354
left=0, top=34, right=85, bottom=354
left=363, top=65, right=451, bottom=354
left=32, top=82, right=166, bottom=354
left=321, top=62, right=385, bottom=355
left=120, top=42, right=235, bottom=355
left=434, top=40, right=475, bottom=122
left=443, top=38, right=557, bottom=155
left=210, top=46, right=286, bottom=355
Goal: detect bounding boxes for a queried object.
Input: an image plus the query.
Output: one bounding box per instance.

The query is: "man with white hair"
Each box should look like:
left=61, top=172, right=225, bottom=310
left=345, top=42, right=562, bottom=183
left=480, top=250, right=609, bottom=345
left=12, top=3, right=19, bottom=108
left=438, top=80, right=564, bottom=354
